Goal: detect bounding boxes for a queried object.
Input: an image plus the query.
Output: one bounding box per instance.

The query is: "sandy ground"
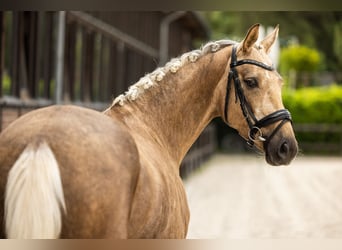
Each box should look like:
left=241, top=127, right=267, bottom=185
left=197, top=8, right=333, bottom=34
left=184, top=153, right=342, bottom=239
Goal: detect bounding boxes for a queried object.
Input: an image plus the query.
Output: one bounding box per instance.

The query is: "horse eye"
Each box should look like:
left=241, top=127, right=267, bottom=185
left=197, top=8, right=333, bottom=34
left=244, top=78, right=258, bottom=88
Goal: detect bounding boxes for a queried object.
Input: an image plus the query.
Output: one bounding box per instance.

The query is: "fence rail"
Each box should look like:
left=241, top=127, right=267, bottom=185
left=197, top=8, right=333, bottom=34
left=294, top=123, right=342, bottom=154
left=67, top=11, right=159, bottom=58
left=180, top=124, right=217, bottom=178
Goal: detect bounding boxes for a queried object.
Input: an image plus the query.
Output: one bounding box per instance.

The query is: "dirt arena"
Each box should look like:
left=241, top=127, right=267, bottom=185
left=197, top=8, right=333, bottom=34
left=184, top=154, right=342, bottom=238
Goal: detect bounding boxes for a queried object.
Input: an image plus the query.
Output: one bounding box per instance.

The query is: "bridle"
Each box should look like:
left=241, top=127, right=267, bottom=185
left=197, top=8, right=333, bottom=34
left=224, top=44, right=292, bottom=149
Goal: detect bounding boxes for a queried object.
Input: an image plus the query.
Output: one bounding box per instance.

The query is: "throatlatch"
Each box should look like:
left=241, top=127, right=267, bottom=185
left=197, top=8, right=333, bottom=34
left=224, top=45, right=292, bottom=149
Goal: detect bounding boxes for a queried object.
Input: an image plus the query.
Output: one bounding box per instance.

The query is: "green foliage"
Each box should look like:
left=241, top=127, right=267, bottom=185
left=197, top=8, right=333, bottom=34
left=283, top=85, right=342, bottom=124
left=202, top=12, right=241, bottom=41
left=280, top=45, right=322, bottom=73
left=283, top=85, right=342, bottom=150
left=202, top=11, right=342, bottom=71
left=1, top=72, right=56, bottom=98
left=2, top=73, right=11, bottom=95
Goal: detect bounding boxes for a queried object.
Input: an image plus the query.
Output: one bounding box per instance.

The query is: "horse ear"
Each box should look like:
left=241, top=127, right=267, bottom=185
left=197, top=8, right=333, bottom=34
left=240, top=23, right=260, bottom=54
left=261, top=24, right=279, bottom=54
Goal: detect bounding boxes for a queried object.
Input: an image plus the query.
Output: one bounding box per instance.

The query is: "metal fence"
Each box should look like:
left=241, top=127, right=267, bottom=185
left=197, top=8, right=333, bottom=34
left=180, top=124, right=217, bottom=179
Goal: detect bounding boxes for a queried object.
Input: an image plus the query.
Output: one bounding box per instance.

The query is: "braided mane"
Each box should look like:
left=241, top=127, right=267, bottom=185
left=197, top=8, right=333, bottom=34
left=112, top=40, right=237, bottom=107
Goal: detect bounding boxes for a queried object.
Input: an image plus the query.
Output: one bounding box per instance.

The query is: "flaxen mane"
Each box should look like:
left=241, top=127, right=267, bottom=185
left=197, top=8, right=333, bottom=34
left=112, top=40, right=237, bottom=106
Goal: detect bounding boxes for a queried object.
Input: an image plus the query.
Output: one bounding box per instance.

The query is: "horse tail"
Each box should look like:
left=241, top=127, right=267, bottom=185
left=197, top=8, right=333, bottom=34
left=4, top=141, right=66, bottom=239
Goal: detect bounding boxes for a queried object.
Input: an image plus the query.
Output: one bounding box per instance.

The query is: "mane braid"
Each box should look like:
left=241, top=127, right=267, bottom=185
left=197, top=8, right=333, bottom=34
left=112, top=39, right=237, bottom=107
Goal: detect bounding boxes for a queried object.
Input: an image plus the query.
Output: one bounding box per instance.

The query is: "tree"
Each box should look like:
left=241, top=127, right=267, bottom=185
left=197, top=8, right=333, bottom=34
left=280, top=45, right=321, bottom=88
left=333, top=21, right=342, bottom=71
left=202, top=12, right=342, bottom=73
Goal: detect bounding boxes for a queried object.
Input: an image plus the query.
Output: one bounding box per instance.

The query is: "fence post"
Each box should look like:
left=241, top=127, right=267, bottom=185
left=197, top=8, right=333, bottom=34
left=0, top=12, right=4, bottom=97
left=340, top=130, right=342, bottom=155
left=55, top=11, right=66, bottom=104
left=159, top=11, right=186, bottom=65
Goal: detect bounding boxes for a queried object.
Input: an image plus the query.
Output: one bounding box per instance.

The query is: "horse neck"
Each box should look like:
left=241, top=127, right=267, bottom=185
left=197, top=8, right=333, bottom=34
left=106, top=46, right=232, bottom=166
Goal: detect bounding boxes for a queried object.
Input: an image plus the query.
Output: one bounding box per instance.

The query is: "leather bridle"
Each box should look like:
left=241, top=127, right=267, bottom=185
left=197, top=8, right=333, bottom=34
left=224, top=45, right=292, bottom=149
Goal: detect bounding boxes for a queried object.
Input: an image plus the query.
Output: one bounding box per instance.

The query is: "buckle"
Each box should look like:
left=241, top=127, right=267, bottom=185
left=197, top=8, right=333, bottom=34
left=248, top=126, right=266, bottom=142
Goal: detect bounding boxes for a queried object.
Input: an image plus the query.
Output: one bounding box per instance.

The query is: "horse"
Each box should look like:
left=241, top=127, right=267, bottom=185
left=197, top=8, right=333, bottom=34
left=0, top=23, right=298, bottom=238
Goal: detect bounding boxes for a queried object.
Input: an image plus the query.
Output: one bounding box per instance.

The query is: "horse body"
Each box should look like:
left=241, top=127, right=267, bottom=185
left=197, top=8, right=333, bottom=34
left=0, top=96, right=195, bottom=238
left=0, top=24, right=298, bottom=238
left=0, top=105, right=141, bottom=238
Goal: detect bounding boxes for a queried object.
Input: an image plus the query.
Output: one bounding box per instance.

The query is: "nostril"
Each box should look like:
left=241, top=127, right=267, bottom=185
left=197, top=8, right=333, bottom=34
left=278, top=140, right=289, bottom=159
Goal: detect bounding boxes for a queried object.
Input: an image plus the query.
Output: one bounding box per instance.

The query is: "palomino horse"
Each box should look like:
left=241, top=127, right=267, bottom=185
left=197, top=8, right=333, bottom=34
left=0, top=24, right=298, bottom=238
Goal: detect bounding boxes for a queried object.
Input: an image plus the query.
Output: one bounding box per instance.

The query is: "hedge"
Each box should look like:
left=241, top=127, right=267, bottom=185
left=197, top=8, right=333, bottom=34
left=282, top=85, right=342, bottom=148
left=283, top=84, right=342, bottom=124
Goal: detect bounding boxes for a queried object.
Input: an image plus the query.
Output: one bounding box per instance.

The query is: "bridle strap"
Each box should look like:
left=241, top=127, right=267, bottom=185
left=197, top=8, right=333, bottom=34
left=224, top=45, right=292, bottom=149
left=254, top=109, right=291, bottom=129
left=231, top=59, right=274, bottom=71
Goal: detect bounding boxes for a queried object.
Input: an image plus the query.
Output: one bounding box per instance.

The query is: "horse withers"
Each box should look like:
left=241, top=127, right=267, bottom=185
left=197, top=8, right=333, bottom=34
left=0, top=23, right=298, bottom=238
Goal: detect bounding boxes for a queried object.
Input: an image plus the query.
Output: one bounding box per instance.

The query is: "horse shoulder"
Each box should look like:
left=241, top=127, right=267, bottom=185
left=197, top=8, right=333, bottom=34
left=123, top=132, right=190, bottom=238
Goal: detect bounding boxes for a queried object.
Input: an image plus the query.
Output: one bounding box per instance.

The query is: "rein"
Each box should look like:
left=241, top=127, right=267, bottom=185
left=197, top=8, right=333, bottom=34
left=224, top=45, right=292, bottom=149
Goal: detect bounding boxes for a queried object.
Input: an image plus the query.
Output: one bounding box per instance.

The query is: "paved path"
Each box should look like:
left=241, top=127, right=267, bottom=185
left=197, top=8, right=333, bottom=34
left=184, top=154, right=342, bottom=238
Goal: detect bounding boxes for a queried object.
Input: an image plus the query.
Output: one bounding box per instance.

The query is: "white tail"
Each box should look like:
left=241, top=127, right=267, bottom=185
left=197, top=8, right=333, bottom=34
left=4, top=141, right=66, bottom=238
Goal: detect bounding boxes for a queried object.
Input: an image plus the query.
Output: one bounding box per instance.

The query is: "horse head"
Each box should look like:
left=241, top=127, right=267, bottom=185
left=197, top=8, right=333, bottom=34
left=223, top=24, right=298, bottom=166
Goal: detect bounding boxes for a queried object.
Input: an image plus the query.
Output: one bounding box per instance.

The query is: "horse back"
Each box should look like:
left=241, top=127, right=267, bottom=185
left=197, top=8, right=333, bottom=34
left=0, top=105, right=140, bottom=238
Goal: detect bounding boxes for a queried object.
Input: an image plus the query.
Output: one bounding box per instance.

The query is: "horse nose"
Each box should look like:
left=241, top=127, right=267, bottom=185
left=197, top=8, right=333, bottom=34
left=277, top=138, right=297, bottom=165
left=278, top=139, right=289, bottom=158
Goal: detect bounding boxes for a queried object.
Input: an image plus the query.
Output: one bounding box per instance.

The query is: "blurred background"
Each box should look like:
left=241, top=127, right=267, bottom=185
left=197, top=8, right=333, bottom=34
left=0, top=11, right=341, bottom=175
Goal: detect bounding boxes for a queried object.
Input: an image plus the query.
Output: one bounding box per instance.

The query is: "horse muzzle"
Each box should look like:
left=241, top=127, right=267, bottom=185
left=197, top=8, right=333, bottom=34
left=265, top=135, right=298, bottom=166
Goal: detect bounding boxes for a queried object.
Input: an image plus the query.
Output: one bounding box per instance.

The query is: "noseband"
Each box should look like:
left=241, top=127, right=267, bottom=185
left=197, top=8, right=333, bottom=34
left=224, top=45, right=292, bottom=149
